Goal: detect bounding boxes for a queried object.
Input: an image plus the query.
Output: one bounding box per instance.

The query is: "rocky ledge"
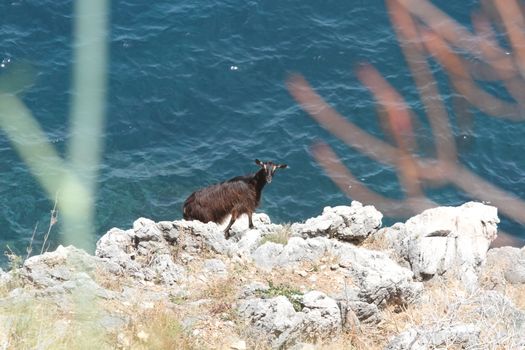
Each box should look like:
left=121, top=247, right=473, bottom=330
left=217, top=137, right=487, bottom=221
left=0, top=201, right=524, bottom=349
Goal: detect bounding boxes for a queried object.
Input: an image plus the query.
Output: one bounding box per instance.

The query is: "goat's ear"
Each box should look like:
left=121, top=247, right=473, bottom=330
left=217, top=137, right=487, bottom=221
left=277, top=164, right=288, bottom=169
left=255, top=159, right=263, bottom=166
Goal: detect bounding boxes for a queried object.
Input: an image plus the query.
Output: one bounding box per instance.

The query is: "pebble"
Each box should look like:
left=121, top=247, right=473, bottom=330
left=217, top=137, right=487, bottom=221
left=142, top=301, right=154, bottom=309
left=295, top=270, right=308, bottom=277
left=136, top=330, right=149, bottom=342
left=117, top=333, right=130, bottom=347
left=230, top=339, right=247, bottom=350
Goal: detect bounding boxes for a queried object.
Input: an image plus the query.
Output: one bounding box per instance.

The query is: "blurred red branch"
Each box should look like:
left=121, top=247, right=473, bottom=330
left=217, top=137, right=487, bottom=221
left=287, top=0, right=525, bottom=246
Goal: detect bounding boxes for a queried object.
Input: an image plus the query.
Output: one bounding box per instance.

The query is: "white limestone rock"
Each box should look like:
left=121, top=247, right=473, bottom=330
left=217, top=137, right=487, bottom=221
left=483, top=246, right=525, bottom=284
left=238, top=292, right=343, bottom=349
left=96, top=218, right=186, bottom=285
left=300, top=291, right=342, bottom=338
left=251, top=237, right=330, bottom=271
left=291, top=201, right=382, bottom=242
left=238, top=295, right=303, bottom=349
left=385, top=324, right=481, bottom=350
left=375, top=202, right=499, bottom=288
left=330, top=241, right=423, bottom=306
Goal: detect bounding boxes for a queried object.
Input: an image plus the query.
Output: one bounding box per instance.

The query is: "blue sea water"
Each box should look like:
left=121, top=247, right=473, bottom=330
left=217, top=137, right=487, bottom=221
left=1, top=0, right=524, bottom=264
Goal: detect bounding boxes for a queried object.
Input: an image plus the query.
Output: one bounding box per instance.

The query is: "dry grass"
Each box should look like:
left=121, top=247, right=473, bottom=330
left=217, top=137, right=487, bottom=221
left=93, top=265, right=126, bottom=292
left=360, top=231, right=392, bottom=251
left=259, top=224, right=293, bottom=246
left=360, top=277, right=525, bottom=349
left=505, top=284, right=525, bottom=310
left=0, top=297, right=110, bottom=350
left=479, top=256, right=525, bottom=310
left=199, top=276, right=237, bottom=319
left=275, top=275, right=524, bottom=350
left=114, top=303, right=195, bottom=350
left=0, top=270, right=195, bottom=350
left=361, top=231, right=407, bottom=267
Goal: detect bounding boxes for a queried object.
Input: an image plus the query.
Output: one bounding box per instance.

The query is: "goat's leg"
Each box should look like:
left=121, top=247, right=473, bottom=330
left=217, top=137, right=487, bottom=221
left=248, top=212, right=254, bottom=229
left=224, top=212, right=238, bottom=239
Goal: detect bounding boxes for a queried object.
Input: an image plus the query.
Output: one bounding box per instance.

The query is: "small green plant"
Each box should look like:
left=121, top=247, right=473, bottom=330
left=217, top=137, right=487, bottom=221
left=1, top=246, right=26, bottom=297
left=259, top=224, right=292, bottom=246
left=169, top=294, right=188, bottom=305
left=258, top=280, right=303, bottom=312
left=5, top=245, right=23, bottom=271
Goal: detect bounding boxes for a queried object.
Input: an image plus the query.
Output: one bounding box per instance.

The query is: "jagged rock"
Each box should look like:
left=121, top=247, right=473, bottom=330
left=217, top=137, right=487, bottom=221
left=375, top=202, right=498, bottom=288
left=133, top=217, right=163, bottom=242
left=144, top=254, right=186, bottom=285
left=279, top=238, right=331, bottom=266
left=0, top=267, right=10, bottom=285
left=238, top=295, right=303, bottom=349
left=95, top=227, right=139, bottom=273
left=327, top=241, right=421, bottom=325
left=177, top=213, right=278, bottom=257
left=14, top=246, right=118, bottom=303
left=299, top=291, right=342, bottom=338
left=483, top=246, right=525, bottom=284
left=22, top=246, right=98, bottom=287
left=173, top=220, right=234, bottom=255
left=251, top=237, right=330, bottom=270
left=338, top=298, right=381, bottom=325
left=385, top=324, right=481, bottom=350
left=291, top=201, right=382, bottom=242
left=238, top=292, right=342, bottom=349
left=373, top=223, right=408, bottom=264
left=250, top=242, right=284, bottom=270
left=96, top=219, right=186, bottom=285
left=224, top=213, right=272, bottom=236
left=60, top=271, right=115, bottom=299
left=251, top=234, right=421, bottom=314
left=236, top=230, right=264, bottom=256
left=234, top=222, right=287, bottom=256
left=204, top=258, right=228, bottom=277
left=156, top=221, right=180, bottom=243
left=330, top=241, right=422, bottom=307
left=239, top=282, right=270, bottom=299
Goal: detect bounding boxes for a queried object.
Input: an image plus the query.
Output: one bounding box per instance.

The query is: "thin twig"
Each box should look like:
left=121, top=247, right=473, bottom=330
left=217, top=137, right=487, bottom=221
left=41, top=194, right=59, bottom=255
left=26, top=222, right=38, bottom=261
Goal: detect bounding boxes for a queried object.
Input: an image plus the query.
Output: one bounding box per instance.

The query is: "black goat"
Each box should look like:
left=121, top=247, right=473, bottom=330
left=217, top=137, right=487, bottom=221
left=183, top=159, right=287, bottom=238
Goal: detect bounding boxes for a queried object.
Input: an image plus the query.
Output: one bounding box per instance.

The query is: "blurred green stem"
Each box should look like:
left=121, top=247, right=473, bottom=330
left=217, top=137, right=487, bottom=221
left=66, top=0, right=109, bottom=248
left=0, top=0, right=109, bottom=250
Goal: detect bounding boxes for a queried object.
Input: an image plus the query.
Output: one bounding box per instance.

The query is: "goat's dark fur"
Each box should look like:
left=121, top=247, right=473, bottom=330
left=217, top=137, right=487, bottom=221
left=183, top=159, right=287, bottom=238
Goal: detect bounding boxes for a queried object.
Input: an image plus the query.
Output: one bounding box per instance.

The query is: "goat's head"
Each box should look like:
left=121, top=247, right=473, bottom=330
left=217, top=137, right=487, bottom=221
left=255, top=159, right=287, bottom=183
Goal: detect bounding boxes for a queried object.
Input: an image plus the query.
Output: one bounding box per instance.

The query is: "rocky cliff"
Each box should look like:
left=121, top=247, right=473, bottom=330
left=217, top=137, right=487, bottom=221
left=0, top=201, right=524, bottom=349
